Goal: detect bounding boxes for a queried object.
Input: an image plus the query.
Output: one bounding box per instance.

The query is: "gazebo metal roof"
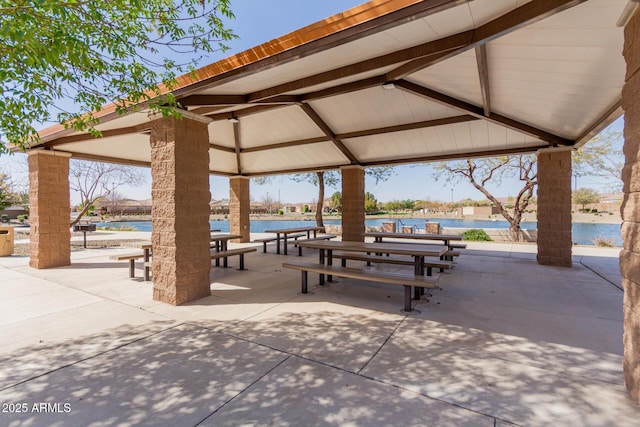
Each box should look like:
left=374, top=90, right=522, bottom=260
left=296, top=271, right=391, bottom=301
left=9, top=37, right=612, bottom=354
left=32, top=0, right=626, bottom=176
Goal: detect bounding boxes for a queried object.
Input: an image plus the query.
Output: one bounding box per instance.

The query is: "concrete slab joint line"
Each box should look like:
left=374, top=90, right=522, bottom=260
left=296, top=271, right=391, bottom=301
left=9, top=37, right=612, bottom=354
left=0, top=238, right=637, bottom=425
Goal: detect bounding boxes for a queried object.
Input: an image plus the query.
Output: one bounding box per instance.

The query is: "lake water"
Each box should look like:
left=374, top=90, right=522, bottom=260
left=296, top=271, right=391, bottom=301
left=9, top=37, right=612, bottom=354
left=96, top=218, right=623, bottom=246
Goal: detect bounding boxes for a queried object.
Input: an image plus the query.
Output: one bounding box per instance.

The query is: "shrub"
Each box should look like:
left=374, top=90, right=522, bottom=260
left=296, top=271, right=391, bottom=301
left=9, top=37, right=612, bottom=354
left=17, top=214, right=28, bottom=223
left=0, top=214, right=8, bottom=223
left=462, top=229, right=492, bottom=241
left=593, top=236, right=615, bottom=247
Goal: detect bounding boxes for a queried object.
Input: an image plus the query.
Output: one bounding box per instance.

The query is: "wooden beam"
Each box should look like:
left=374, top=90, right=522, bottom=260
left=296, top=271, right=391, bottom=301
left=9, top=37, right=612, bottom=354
left=574, top=99, right=623, bottom=147
left=173, top=0, right=470, bottom=99
left=247, top=30, right=474, bottom=103
left=179, top=94, right=247, bottom=106
left=385, top=0, right=587, bottom=80
left=336, top=115, right=478, bottom=140
left=243, top=163, right=349, bottom=177
left=230, top=116, right=476, bottom=153
left=360, top=145, right=547, bottom=167
left=65, top=152, right=152, bottom=168
left=395, top=80, right=573, bottom=146
left=240, top=137, right=328, bottom=153
left=302, top=76, right=386, bottom=102
left=233, top=121, right=242, bottom=174
left=475, top=44, right=491, bottom=117
left=209, top=143, right=236, bottom=154
left=298, top=103, right=359, bottom=164
left=42, top=124, right=150, bottom=148
left=204, top=105, right=288, bottom=121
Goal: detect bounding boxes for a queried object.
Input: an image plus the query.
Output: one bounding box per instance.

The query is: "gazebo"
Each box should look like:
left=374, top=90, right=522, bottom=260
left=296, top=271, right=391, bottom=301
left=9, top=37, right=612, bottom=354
left=20, top=0, right=640, bottom=402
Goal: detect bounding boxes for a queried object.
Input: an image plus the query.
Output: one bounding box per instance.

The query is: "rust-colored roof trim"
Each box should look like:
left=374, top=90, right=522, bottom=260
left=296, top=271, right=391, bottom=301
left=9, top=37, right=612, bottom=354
left=35, top=0, right=463, bottom=145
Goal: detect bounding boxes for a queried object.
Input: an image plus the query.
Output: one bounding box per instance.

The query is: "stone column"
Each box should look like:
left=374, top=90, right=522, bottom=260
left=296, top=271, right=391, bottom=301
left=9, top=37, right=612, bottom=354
left=27, top=151, right=71, bottom=269
left=622, top=10, right=640, bottom=404
left=536, top=148, right=572, bottom=268
left=341, top=166, right=365, bottom=242
left=150, top=113, right=212, bottom=305
left=229, top=176, right=250, bottom=242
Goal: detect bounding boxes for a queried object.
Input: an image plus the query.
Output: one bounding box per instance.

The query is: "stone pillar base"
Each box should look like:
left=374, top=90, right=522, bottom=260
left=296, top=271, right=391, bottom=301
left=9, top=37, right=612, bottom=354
left=341, top=166, right=365, bottom=242
left=28, top=151, right=71, bottom=269
left=230, top=176, right=250, bottom=242
left=150, top=115, right=212, bottom=305
left=536, top=149, right=572, bottom=268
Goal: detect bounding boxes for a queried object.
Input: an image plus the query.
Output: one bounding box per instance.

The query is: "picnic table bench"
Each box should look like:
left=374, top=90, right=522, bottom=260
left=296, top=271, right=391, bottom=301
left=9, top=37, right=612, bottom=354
left=210, top=247, right=256, bottom=270
left=109, top=253, right=145, bottom=278
left=332, top=251, right=452, bottom=275
left=254, top=233, right=306, bottom=253
left=282, top=261, right=439, bottom=312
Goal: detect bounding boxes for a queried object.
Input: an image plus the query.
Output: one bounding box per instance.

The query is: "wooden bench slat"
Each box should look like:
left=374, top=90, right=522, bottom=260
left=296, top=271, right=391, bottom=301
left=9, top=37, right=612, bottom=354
left=332, top=251, right=451, bottom=274
left=449, top=243, right=467, bottom=249
left=109, top=253, right=144, bottom=261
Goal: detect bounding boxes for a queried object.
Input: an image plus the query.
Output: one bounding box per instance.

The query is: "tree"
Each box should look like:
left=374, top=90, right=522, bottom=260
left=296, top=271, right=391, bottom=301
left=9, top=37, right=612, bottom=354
left=0, top=0, right=236, bottom=153
left=573, top=188, right=601, bottom=211
left=103, top=190, right=128, bottom=216
left=291, top=171, right=339, bottom=230
left=328, top=191, right=342, bottom=213
left=573, top=130, right=624, bottom=192
left=261, top=193, right=275, bottom=214
left=291, top=167, right=394, bottom=229
left=69, top=161, right=145, bottom=226
left=0, top=171, right=13, bottom=211
left=364, top=192, right=378, bottom=213
left=434, top=155, right=536, bottom=241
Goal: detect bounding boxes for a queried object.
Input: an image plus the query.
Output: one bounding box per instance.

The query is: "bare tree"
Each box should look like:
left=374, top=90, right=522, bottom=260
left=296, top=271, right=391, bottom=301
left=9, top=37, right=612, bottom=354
left=103, top=190, right=128, bottom=217
left=69, top=161, right=145, bottom=227
left=434, top=155, right=536, bottom=241
left=262, top=193, right=275, bottom=214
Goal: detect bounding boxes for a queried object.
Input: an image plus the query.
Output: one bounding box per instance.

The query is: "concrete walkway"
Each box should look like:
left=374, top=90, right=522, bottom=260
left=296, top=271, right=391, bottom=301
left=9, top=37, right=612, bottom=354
left=0, top=233, right=637, bottom=426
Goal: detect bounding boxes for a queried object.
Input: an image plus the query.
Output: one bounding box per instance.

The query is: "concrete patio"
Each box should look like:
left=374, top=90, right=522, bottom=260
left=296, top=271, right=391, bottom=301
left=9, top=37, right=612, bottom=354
left=0, top=232, right=638, bottom=426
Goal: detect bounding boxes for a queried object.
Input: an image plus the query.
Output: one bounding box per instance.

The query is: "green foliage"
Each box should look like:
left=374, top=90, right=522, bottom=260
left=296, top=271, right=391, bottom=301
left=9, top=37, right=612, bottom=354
left=329, top=191, right=342, bottom=212
left=17, top=214, right=28, bottom=223
left=572, top=188, right=600, bottom=210
left=573, top=130, right=624, bottom=192
left=0, top=214, right=8, bottom=223
left=593, top=236, right=615, bottom=247
left=462, top=229, right=492, bottom=241
left=0, top=171, right=18, bottom=211
left=364, top=192, right=378, bottom=213
left=383, top=199, right=416, bottom=211
left=0, top=0, right=237, bottom=152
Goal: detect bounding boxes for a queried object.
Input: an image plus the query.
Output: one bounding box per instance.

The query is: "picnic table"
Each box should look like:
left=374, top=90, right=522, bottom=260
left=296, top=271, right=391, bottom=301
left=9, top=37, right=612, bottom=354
left=295, top=240, right=447, bottom=285
left=122, top=240, right=152, bottom=281
left=210, top=233, right=243, bottom=267
left=263, top=226, right=323, bottom=255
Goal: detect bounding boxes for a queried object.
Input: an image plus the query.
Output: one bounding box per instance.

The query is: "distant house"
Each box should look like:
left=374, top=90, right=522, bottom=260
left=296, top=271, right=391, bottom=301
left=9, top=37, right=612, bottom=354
left=458, top=206, right=500, bottom=216
left=0, top=204, right=28, bottom=220
left=101, top=198, right=152, bottom=215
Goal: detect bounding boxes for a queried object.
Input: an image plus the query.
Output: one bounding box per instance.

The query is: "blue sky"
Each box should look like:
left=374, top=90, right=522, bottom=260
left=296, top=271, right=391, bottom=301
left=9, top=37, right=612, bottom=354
left=0, top=1, right=626, bottom=204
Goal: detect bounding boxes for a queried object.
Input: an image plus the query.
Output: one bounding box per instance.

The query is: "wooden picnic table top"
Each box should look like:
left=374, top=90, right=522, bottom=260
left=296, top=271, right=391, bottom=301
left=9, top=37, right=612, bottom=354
left=210, top=233, right=242, bottom=242
left=122, top=240, right=152, bottom=250
left=264, top=226, right=322, bottom=234
left=365, top=232, right=463, bottom=241
left=296, top=240, right=447, bottom=258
